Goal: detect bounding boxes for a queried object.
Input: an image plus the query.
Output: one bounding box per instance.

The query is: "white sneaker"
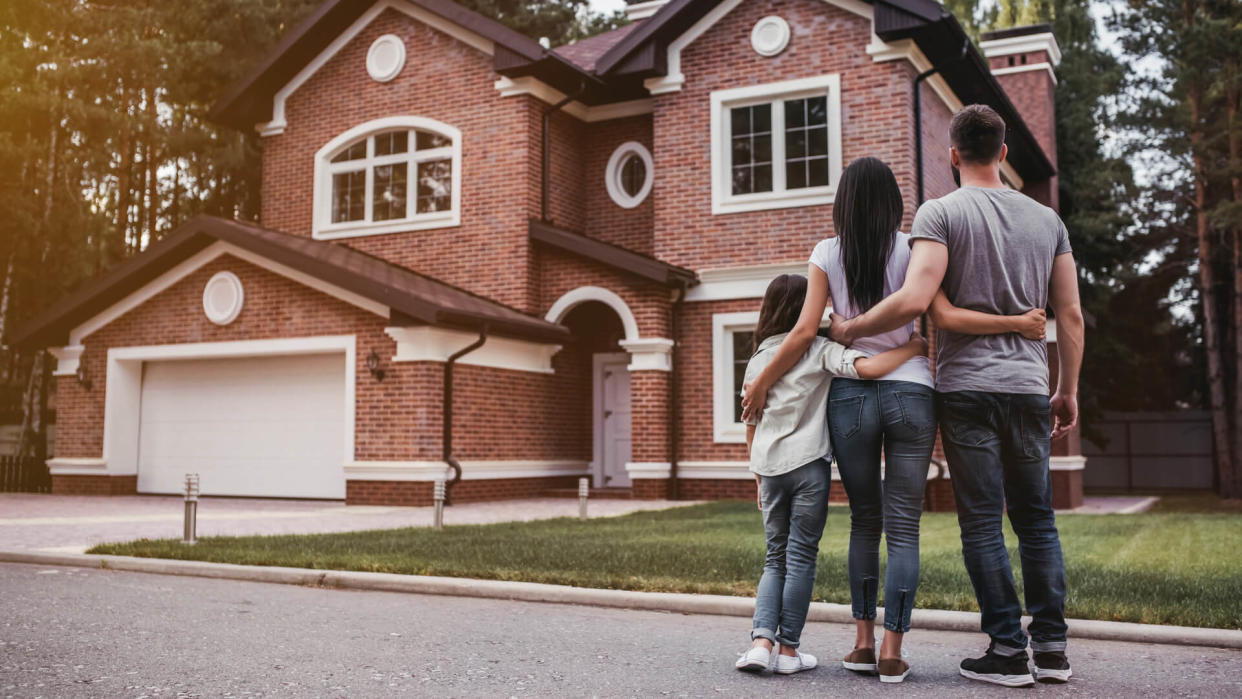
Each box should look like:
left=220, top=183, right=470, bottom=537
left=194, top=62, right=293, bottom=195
left=735, top=646, right=771, bottom=673
left=773, top=649, right=818, bottom=675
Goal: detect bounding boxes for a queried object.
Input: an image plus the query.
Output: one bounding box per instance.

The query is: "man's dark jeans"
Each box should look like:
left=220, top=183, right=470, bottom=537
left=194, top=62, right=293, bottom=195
left=938, top=391, right=1068, bottom=655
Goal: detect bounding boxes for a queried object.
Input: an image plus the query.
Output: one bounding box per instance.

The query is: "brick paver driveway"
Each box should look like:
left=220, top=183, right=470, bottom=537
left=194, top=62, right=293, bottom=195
left=0, top=494, right=693, bottom=553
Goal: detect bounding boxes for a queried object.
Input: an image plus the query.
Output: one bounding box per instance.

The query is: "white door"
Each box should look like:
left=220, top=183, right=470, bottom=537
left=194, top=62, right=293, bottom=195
left=595, top=354, right=632, bottom=487
left=137, top=353, right=346, bottom=499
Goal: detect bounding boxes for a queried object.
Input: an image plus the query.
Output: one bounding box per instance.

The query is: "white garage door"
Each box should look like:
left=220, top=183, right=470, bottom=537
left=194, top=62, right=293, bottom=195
left=137, top=353, right=347, bottom=499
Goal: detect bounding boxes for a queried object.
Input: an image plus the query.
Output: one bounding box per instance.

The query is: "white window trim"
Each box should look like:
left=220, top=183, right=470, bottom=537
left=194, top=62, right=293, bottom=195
left=313, top=116, right=462, bottom=240
left=712, top=310, right=760, bottom=443
left=605, top=141, right=654, bottom=209
left=710, top=74, right=843, bottom=216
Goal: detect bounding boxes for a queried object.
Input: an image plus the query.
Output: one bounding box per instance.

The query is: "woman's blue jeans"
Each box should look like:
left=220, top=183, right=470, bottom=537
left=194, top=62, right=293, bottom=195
left=752, top=458, right=831, bottom=648
left=828, top=379, right=936, bottom=634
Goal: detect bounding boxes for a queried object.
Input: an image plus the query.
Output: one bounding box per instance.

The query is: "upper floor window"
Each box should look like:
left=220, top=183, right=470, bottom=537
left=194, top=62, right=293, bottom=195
left=313, top=116, right=462, bottom=239
left=710, top=74, right=842, bottom=215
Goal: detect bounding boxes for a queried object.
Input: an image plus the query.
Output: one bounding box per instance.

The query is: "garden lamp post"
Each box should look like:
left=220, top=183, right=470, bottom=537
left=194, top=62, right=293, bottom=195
left=182, top=473, right=199, bottom=545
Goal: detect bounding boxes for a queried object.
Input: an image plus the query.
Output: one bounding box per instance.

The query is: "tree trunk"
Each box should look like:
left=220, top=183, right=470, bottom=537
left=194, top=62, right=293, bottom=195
left=146, top=85, right=158, bottom=248
left=1228, top=63, right=1242, bottom=500
left=1190, top=83, right=1234, bottom=497
left=112, top=112, right=134, bottom=265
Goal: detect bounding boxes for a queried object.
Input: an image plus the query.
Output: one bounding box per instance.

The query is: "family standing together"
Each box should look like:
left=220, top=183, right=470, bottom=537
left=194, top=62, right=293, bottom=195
left=733, top=104, right=1085, bottom=688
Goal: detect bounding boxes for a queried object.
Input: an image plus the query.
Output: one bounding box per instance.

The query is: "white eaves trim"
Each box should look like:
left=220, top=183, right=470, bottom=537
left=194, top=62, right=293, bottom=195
left=643, top=0, right=872, bottom=95
left=64, top=240, right=388, bottom=349
left=677, top=460, right=753, bottom=480
left=626, top=0, right=668, bottom=21
left=48, top=345, right=85, bottom=377
left=494, top=76, right=654, bottom=122
left=257, top=0, right=495, bottom=136
left=344, top=459, right=590, bottom=481
left=384, top=326, right=561, bottom=374
left=991, top=62, right=1058, bottom=85
left=626, top=461, right=672, bottom=479
left=686, top=261, right=809, bottom=302
left=46, top=457, right=108, bottom=476
left=979, top=32, right=1062, bottom=66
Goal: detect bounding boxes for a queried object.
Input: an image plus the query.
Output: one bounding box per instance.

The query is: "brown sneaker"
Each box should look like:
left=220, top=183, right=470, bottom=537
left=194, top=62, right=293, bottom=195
left=842, top=647, right=877, bottom=673
left=878, top=657, right=910, bottom=683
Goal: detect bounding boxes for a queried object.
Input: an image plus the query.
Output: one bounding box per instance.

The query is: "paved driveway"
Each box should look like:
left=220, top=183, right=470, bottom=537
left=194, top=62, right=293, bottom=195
left=0, top=494, right=694, bottom=553
left=3, top=562, right=1240, bottom=698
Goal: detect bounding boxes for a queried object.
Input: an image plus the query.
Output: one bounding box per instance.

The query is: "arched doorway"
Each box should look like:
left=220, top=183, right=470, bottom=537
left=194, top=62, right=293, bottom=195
left=560, top=301, right=631, bottom=488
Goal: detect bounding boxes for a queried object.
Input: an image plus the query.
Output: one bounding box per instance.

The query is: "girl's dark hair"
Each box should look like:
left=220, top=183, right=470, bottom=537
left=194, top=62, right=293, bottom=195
left=834, top=157, right=904, bottom=313
left=753, top=274, right=807, bottom=352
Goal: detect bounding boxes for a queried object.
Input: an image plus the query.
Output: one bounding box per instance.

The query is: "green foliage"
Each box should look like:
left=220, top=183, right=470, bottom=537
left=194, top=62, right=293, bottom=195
left=90, top=502, right=1242, bottom=629
left=456, top=0, right=625, bottom=45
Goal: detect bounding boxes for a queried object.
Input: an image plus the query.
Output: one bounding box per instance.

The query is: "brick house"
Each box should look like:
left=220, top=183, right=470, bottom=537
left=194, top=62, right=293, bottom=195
left=13, top=0, right=1084, bottom=507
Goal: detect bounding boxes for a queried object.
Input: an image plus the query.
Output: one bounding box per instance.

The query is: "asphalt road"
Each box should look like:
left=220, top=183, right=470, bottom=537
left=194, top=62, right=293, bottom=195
left=1, top=563, right=1239, bottom=698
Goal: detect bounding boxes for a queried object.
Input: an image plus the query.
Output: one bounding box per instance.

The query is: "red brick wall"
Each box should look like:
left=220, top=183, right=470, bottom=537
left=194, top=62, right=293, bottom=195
left=651, top=0, right=920, bottom=270
left=56, top=254, right=590, bottom=472
left=538, top=247, right=670, bottom=338
left=919, top=85, right=958, bottom=205
left=582, top=115, right=656, bottom=255
left=51, top=475, right=136, bottom=496
left=677, top=298, right=754, bottom=464
left=261, top=8, right=539, bottom=311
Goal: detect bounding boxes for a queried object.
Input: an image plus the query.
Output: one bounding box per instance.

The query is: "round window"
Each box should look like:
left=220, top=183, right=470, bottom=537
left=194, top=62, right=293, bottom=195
left=202, top=271, right=244, bottom=326
left=605, top=142, right=654, bottom=209
left=366, top=34, right=406, bottom=83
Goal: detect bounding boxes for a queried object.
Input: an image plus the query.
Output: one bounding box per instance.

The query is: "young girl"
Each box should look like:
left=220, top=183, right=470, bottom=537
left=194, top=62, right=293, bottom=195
left=735, top=273, right=927, bottom=675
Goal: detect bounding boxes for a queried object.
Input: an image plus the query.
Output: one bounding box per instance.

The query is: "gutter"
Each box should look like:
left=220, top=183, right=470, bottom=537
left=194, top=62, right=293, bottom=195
left=667, top=283, right=687, bottom=499
left=443, top=325, right=488, bottom=504
left=541, top=82, right=587, bottom=223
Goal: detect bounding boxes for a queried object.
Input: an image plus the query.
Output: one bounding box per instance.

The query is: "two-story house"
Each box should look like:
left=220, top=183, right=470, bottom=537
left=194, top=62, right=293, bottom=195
left=14, top=0, right=1085, bottom=507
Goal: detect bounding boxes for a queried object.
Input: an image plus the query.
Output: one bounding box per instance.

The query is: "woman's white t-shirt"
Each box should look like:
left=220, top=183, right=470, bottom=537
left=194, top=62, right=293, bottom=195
left=809, top=232, right=934, bottom=388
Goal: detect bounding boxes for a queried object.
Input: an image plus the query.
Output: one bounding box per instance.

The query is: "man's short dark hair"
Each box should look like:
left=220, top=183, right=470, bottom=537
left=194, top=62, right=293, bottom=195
left=949, top=105, right=1006, bottom=164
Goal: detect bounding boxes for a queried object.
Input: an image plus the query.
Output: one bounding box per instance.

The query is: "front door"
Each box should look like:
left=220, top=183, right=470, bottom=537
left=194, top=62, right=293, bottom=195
left=595, top=354, right=632, bottom=487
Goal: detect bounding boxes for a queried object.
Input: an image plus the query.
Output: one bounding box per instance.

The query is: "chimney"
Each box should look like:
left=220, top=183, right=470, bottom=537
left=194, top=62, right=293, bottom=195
left=980, top=24, right=1061, bottom=209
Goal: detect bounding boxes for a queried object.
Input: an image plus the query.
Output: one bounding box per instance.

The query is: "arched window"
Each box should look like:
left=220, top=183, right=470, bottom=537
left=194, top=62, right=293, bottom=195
left=313, top=116, right=462, bottom=239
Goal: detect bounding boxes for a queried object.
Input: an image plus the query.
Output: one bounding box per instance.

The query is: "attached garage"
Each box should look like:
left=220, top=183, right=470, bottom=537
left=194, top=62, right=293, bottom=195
left=137, top=353, right=347, bottom=498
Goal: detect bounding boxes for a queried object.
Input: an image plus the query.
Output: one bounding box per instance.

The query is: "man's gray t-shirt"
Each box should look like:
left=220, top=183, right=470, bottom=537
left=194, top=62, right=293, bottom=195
left=910, top=186, right=1071, bottom=395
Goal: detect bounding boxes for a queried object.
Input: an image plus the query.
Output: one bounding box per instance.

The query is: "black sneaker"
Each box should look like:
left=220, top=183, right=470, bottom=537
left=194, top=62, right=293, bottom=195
left=959, top=644, right=1035, bottom=687
left=1034, top=650, right=1072, bottom=683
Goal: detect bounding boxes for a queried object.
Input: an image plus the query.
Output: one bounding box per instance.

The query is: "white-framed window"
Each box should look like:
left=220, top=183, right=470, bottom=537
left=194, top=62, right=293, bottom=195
left=605, top=141, right=654, bottom=209
left=710, top=74, right=843, bottom=215
left=712, top=311, right=760, bottom=443
left=313, top=116, right=462, bottom=239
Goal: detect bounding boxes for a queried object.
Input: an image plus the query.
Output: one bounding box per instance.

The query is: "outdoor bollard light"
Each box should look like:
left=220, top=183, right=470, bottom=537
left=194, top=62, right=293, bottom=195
left=182, top=473, right=200, bottom=545
left=578, top=477, right=589, bottom=520
left=433, top=479, right=446, bottom=529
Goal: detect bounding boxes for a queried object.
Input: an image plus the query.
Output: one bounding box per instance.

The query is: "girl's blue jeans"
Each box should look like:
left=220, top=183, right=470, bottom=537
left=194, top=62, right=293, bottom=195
left=828, top=379, right=937, bottom=634
left=751, top=458, right=831, bottom=648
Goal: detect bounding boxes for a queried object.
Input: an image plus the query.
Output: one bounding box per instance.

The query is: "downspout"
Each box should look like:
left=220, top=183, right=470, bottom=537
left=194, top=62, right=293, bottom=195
left=443, top=325, right=488, bottom=504
left=667, top=283, right=687, bottom=499
left=541, top=82, right=587, bottom=223
left=914, top=40, right=969, bottom=335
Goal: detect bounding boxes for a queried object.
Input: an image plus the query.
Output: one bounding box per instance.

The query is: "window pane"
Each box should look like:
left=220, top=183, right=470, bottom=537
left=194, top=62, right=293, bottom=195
left=330, top=141, right=366, bottom=163
left=730, top=104, right=774, bottom=196
left=785, top=98, right=805, bottom=128
left=374, top=131, right=408, bottom=156
left=731, top=330, right=755, bottom=423
left=787, top=129, right=806, bottom=159
left=754, top=164, right=772, bottom=193
left=807, top=96, right=827, bottom=125
left=808, top=157, right=830, bottom=187
left=808, top=126, right=828, bottom=157
left=787, top=160, right=806, bottom=190
left=372, top=162, right=408, bottom=221
left=619, top=154, right=646, bottom=197
left=331, top=170, right=365, bottom=222
left=417, top=159, right=452, bottom=213
left=416, top=130, right=451, bottom=150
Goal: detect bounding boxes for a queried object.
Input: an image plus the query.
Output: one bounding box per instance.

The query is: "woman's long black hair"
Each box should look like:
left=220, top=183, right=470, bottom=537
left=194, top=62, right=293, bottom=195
left=753, top=274, right=807, bottom=353
left=834, top=157, right=904, bottom=313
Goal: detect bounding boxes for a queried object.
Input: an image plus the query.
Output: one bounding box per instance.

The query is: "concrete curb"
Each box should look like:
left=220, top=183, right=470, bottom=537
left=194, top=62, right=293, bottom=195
left=4, top=549, right=1241, bottom=650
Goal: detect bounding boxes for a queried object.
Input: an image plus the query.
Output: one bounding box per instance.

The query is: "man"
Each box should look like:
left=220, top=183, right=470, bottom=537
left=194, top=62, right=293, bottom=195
left=828, top=104, right=1085, bottom=687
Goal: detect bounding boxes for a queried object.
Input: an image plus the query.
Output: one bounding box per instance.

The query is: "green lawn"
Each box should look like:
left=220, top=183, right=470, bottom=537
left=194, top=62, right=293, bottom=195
left=89, top=502, right=1242, bottom=630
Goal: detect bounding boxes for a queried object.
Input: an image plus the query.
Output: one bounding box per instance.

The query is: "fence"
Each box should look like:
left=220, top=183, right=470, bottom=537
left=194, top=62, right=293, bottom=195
left=1082, top=411, right=1214, bottom=491
left=0, top=454, right=51, bottom=493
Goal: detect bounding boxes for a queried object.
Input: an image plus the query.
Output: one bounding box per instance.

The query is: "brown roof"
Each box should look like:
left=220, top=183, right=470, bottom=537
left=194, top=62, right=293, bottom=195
left=552, top=22, right=644, bottom=72
left=529, top=219, right=696, bottom=287
left=11, top=215, right=570, bottom=349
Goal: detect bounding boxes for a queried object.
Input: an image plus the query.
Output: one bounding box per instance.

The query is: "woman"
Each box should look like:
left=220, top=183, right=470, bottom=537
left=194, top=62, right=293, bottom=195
left=741, top=157, right=1046, bottom=683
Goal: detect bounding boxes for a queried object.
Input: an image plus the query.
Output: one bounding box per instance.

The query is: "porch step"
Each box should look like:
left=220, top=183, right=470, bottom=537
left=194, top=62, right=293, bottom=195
left=544, top=486, right=633, bottom=500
